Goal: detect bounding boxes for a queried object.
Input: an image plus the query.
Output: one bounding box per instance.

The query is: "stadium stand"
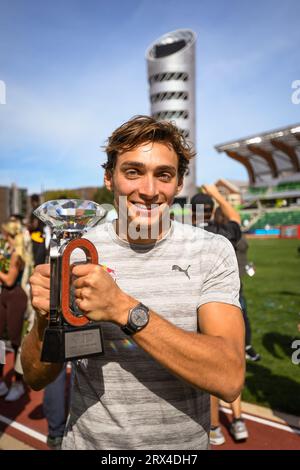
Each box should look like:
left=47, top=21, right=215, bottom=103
left=250, top=210, right=300, bottom=230
left=215, top=124, right=300, bottom=237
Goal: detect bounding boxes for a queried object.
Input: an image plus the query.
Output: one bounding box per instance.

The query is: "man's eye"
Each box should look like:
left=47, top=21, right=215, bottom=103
left=159, top=173, right=172, bottom=181
left=125, top=170, right=139, bottom=177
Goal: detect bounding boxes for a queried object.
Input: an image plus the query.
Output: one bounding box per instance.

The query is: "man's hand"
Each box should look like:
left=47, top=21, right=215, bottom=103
left=73, top=264, right=131, bottom=325
left=30, top=264, right=51, bottom=319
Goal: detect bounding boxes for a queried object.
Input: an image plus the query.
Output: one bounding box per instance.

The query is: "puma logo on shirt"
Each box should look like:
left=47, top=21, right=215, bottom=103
left=172, top=264, right=191, bottom=280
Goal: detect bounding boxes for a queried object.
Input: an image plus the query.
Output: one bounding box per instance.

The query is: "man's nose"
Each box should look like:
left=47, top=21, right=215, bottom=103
left=139, top=175, right=159, bottom=200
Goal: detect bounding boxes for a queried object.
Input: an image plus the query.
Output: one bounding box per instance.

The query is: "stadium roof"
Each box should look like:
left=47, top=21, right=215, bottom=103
left=215, top=124, right=300, bottom=186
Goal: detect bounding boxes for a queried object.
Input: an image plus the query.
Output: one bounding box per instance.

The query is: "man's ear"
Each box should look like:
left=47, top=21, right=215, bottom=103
left=176, top=177, right=184, bottom=195
left=104, top=170, right=113, bottom=192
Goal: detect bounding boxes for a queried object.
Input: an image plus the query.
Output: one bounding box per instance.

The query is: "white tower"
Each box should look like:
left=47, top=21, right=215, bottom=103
left=146, top=29, right=197, bottom=201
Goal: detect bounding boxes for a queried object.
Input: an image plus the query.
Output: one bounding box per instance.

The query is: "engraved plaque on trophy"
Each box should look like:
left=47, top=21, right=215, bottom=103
left=34, top=199, right=106, bottom=363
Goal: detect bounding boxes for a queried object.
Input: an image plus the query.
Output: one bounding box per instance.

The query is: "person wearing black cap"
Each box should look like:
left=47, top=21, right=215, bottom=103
left=28, top=194, right=46, bottom=267
left=191, top=185, right=241, bottom=247
left=191, top=184, right=250, bottom=445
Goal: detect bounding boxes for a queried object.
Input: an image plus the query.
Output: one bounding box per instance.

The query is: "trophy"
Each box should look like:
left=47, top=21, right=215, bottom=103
left=34, top=199, right=106, bottom=363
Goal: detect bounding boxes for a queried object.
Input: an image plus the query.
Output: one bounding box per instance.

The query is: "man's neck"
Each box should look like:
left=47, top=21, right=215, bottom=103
left=114, top=219, right=171, bottom=245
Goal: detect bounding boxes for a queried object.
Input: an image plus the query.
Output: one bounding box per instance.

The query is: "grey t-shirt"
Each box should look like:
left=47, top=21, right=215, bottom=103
left=62, top=221, right=240, bottom=450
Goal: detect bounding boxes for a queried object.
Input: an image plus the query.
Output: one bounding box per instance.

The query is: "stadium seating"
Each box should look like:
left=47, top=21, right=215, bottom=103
left=249, top=210, right=300, bottom=230
left=248, top=187, right=268, bottom=195
left=273, top=182, right=300, bottom=192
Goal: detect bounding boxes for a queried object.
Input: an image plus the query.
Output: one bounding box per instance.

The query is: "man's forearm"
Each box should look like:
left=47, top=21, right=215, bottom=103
left=21, top=317, right=63, bottom=390
left=116, top=298, right=244, bottom=402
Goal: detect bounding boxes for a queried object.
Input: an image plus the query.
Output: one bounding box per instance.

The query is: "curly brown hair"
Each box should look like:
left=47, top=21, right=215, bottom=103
left=102, top=115, right=195, bottom=180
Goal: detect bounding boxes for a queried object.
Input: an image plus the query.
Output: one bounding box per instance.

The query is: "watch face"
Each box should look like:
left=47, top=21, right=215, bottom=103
left=131, top=307, right=149, bottom=327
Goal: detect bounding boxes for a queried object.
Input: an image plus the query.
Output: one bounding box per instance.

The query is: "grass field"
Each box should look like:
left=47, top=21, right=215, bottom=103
left=242, top=238, right=300, bottom=415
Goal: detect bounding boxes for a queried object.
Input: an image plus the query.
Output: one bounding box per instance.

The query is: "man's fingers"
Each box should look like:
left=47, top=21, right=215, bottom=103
left=72, top=263, right=96, bottom=277
left=74, top=288, right=81, bottom=298
left=75, top=297, right=90, bottom=313
left=30, top=272, right=51, bottom=289
left=31, top=284, right=50, bottom=299
left=73, top=264, right=105, bottom=288
left=34, top=264, right=51, bottom=277
left=73, top=276, right=90, bottom=289
left=74, top=287, right=91, bottom=299
left=30, top=264, right=51, bottom=290
left=31, top=296, right=50, bottom=316
left=29, top=266, right=51, bottom=318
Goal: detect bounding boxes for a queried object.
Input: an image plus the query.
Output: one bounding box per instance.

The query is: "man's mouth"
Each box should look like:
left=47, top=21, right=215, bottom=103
left=129, top=202, right=163, bottom=217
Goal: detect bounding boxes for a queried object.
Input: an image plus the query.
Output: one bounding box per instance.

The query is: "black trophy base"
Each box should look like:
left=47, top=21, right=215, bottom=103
left=41, top=324, right=104, bottom=363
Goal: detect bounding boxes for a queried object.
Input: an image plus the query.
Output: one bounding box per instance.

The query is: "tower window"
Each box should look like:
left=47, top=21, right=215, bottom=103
left=149, top=72, right=188, bottom=85
left=150, top=91, right=188, bottom=103
left=152, top=110, right=189, bottom=120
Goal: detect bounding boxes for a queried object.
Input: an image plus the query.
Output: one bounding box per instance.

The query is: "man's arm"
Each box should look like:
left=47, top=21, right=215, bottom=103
left=23, top=260, right=245, bottom=400
left=117, top=299, right=245, bottom=402
left=21, top=265, right=63, bottom=390
left=73, top=264, right=245, bottom=403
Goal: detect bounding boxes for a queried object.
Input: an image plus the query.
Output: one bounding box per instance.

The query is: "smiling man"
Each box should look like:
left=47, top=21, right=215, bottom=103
left=21, top=115, right=245, bottom=450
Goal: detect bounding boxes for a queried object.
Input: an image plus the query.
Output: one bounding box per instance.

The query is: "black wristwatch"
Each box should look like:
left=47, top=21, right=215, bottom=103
left=121, top=303, right=150, bottom=336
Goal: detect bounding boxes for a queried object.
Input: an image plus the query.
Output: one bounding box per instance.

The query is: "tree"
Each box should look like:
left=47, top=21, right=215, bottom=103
left=43, top=190, right=80, bottom=201
left=93, top=186, right=114, bottom=205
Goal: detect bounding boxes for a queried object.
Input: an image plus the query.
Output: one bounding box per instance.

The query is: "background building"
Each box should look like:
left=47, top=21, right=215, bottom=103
left=146, top=29, right=197, bottom=202
left=214, top=178, right=249, bottom=207
left=0, top=186, right=11, bottom=225
left=0, top=184, right=28, bottom=225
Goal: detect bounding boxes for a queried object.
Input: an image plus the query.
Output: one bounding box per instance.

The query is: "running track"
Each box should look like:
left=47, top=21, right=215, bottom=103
left=0, top=352, right=299, bottom=450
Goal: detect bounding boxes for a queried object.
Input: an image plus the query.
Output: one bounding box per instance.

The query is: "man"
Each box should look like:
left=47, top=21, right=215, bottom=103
left=21, top=116, right=245, bottom=450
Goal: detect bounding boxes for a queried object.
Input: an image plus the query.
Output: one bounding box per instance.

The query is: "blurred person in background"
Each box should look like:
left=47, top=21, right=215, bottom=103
left=28, top=194, right=46, bottom=266
left=10, top=214, right=34, bottom=293
left=191, top=184, right=241, bottom=246
left=0, top=220, right=28, bottom=401
left=235, top=234, right=260, bottom=362
left=191, top=185, right=249, bottom=445
left=43, top=364, right=72, bottom=450
left=214, top=207, right=260, bottom=362
left=9, top=215, right=35, bottom=375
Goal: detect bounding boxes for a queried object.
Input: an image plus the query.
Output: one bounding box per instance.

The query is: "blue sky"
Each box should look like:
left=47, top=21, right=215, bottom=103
left=0, top=0, right=299, bottom=193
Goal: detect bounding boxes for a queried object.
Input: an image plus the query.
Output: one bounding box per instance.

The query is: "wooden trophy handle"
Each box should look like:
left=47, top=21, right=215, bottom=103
left=61, top=238, right=98, bottom=326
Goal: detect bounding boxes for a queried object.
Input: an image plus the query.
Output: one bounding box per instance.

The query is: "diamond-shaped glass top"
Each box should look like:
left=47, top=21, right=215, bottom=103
left=34, top=199, right=106, bottom=233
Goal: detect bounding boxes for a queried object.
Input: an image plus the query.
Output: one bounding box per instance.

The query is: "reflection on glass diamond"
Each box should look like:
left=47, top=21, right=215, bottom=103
left=34, top=199, right=106, bottom=232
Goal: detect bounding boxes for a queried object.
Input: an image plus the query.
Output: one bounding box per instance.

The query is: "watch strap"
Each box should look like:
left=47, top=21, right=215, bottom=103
left=121, top=302, right=149, bottom=336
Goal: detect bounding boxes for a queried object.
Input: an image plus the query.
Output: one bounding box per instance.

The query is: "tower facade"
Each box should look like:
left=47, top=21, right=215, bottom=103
left=146, top=29, right=197, bottom=200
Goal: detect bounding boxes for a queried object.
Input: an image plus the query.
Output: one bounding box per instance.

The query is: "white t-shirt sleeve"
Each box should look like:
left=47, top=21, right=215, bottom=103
left=197, top=236, right=241, bottom=309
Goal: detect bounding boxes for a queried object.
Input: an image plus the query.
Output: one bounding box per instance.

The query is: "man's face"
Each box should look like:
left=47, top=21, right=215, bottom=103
left=105, top=141, right=183, bottom=234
